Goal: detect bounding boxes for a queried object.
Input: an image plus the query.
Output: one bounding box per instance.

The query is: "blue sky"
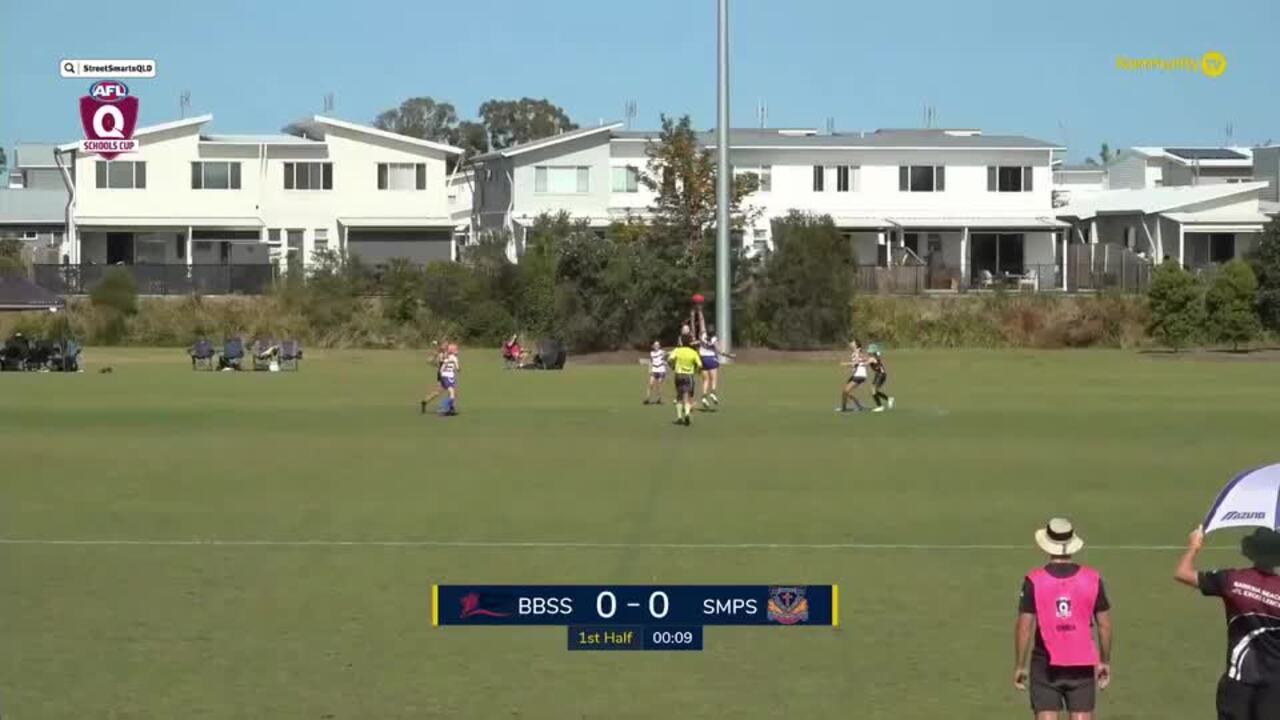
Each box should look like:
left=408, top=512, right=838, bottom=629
left=2, top=0, right=1276, bottom=162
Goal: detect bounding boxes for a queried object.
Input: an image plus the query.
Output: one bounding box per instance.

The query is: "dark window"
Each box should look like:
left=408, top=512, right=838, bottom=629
left=836, top=166, right=850, bottom=192
left=813, top=165, right=825, bottom=192
left=898, top=166, right=909, bottom=191
left=1209, top=234, right=1235, bottom=263
left=935, top=166, right=944, bottom=191
left=909, top=166, right=935, bottom=192
left=96, top=161, right=107, bottom=188
left=191, top=163, right=202, bottom=189
left=377, top=164, right=388, bottom=190
left=416, top=163, right=426, bottom=190
left=175, top=236, right=185, bottom=260
left=284, top=162, right=332, bottom=190
left=1022, top=166, right=1033, bottom=191
left=904, top=233, right=920, bottom=257
left=998, top=166, right=1023, bottom=192
left=987, top=166, right=997, bottom=191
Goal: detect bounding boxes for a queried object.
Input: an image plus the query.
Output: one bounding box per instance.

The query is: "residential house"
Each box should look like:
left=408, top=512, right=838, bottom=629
left=0, top=143, right=69, bottom=263
left=1252, top=145, right=1279, bottom=216
left=469, top=125, right=1068, bottom=290
left=1108, top=146, right=1256, bottom=189
left=45, top=114, right=461, bottom=293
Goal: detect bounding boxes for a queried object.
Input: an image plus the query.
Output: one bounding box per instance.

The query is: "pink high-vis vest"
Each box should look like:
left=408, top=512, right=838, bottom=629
left=1028, top=565, right=1102, bottom=667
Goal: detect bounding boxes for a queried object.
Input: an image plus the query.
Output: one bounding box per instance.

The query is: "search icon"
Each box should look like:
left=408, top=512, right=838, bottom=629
left=60, top=60, right=78, bottom=77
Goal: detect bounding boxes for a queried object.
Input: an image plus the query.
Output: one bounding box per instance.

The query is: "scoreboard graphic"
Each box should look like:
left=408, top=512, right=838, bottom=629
left=432, top=584, right=839, bottom=651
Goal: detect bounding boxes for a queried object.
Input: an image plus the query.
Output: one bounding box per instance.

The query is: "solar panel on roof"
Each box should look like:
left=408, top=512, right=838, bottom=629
left=1166, top=148, right=1247, bottom=160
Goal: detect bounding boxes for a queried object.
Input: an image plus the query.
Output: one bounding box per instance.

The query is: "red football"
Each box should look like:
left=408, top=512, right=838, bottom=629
left=692, top=293, right=705, bottom=305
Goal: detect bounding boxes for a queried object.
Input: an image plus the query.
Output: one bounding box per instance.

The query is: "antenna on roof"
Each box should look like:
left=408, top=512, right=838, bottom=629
left=922, top=104, right=938, bottom=129
left=179, top=90, right=191, bottom=119
left=624, top=100, right=637, bottom=130
left=756, top=98, right=768, bottom=129
left=1224, top=121, right=1234, bottom=146
left=825, top=116, right=835, bottom=135
left=323, top=93, right=335, bottom=113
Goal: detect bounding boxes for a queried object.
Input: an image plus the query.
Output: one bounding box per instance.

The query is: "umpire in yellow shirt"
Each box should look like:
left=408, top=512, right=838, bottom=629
left=668, top=335, right=703, bottom=426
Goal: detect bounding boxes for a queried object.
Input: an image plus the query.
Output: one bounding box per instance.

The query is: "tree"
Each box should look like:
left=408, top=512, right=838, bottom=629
left=454, top=120, right=490, bottom=157
left=752, top=213, right=854, bottom=349
left=0, top=147, right=7, bottom=180
left=1147, top=260, right=1204, bottom=350
left=642, top=115, right=759, bottom=255
left=478, top=98, right=577, bottom=150
left=1249, top=217, right=1280, bottom=333
left=0, top=237, right=24, bottom=275
left=372, top=97, right=461, bottom=145
left=1204, top=259, right=1261, bottom=350
left=1100, top=143, right=1113, bottom=164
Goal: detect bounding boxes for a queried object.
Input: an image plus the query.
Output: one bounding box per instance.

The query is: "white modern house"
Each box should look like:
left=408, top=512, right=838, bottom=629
left=469, top=124, right=1068, bottom=290
left=1107, top=146, right=1256, bottom=189
left=45, top=114, right=462, bottom=292
left=0, top=143, right=68, bottom=263
left=1056, top=181, right=1272, bottom=269
left=1253, top=145, right=1280, bottom=216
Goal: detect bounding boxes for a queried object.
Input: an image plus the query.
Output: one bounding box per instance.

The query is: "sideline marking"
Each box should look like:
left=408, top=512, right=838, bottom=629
left=0, top=538, right=1215, bottom=551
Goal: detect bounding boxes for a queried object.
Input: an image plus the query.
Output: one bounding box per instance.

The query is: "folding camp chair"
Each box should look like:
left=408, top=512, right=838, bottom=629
left=1, top=334, right=30, bottom=372
left=251, top=338, right=280, bottom=371
left=279, top=339, right=303, bottom=371
left=218, top=337, right=245, bottom=371
left=28, top=339, right=54, bottom=370
left=189, top=339, right=216, bottom=370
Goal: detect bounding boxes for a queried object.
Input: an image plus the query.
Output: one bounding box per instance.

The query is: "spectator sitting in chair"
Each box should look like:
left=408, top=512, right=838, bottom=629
left=502, top=335, right=526, bottom=369
left=257, top=342, right=281, bottom=362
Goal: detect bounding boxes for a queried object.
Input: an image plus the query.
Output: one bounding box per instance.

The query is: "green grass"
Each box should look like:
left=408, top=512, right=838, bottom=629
left=2, top=347, right=1277, bottom=719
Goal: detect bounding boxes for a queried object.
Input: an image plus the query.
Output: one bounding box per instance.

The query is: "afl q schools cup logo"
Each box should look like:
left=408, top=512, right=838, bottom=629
left=79, top=80, right=139, bottom=160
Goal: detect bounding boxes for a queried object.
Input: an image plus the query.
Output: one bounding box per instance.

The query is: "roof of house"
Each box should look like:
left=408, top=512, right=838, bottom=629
left=306, top=116, right=463, bottom=155
left=1126, top=146, right=1255, bottom=168
left=13, top=144, right=60, bottom=168
left=1055, top=163, right=1106, bottom=173
left=614, top=127, right=1061, bottom=150
left=0, top=274, right=64, bottom=311
left=1058, top=182, right=1269, bottom=219
left=0, top=189, right=67, bottom=225
left=470, top=122, right=624, bottom=161
left=200, top=134, right=319, bottom=145
left=56, top=114, right=214, bottom=152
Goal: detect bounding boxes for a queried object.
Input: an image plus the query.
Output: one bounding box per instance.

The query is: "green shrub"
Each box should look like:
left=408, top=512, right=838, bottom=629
left=753, top=213, right=853, bottom=349
left=1146, top=260, right=1203, bottom=350
left=89, top=267, right=138, bottom=315
left=1249, top=217, right=1280, bottom=333
left=1204, top=259, right=1261, bottom=351
left=461, top=299, right=514, bottom=346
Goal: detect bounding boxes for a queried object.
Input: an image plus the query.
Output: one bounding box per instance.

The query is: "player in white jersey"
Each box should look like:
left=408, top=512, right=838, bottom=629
left=693, top=305, right=730, bottom=409
left=837, top=339, right=870, bottom=413
left=437, top=344, right=460, bottom=416
left=643, top=340, right=667, bottom=405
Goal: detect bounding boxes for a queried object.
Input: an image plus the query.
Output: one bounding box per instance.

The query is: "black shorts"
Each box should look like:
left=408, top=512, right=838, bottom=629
left=1217, top=676, right=1280, bottom=720
left=674, top=374, right=694, bottom=395
left=873, top=371, right=887, bottom=388
left=847, top=375, right=866, bottom=386
left=1029, top=658, right=1096, bottom=713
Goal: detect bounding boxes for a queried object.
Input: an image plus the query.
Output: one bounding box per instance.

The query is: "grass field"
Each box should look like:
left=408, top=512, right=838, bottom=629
left=2, top=347, right=1278, bottom=719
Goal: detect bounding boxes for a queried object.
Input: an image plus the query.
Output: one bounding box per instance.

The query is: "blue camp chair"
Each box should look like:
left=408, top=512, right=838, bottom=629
left=60, top=340, right=82, bottom=372
left=280, top=339, right=303, bottom=371
left=218, top=337, right=244, bottom=371
left=189, top=338, right=215, bottom=370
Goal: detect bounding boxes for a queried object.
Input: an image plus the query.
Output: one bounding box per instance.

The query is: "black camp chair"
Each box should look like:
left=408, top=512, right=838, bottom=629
left=279, top=339, right=303, bottom=371
left=189, top=339, right=215, bottom=371
left=1, top=334, right=30, bottom=372
left=28, top=339, right=55, bottom=370
left=534, top=340, right=567, bottom=370
left=218, top=337, right=245, bottom=371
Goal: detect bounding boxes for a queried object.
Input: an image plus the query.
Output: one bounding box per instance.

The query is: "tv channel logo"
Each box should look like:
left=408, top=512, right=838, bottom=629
left=79, top=80, right=140, bottom=160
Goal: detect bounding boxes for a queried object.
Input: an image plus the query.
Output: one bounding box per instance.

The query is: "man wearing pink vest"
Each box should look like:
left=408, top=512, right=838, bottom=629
left=1014, top=518, right=1113, bottom=719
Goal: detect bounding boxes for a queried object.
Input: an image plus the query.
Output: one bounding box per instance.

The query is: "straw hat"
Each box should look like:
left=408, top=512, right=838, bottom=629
left=1035, top=518, right=1084, bottom=556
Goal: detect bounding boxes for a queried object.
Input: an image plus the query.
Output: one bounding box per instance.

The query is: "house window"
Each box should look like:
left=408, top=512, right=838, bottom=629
left=191, top=161, right=242, bottom=189
left=284, top=162, right=333, bottom=190
left=813, top=165, right=825, bottom=192
left=8, top=171, right=24, bottom=189
left=899, top=165, right=944, bottom=192
left=95, top=161, right=146, bottom=189
left=752, top=229, right=769, bottom=253
left=611, top=165, right=640, bottom=193
left=175, top=236, right=185, bottom=260
left=759, top=165, right=772, bottom=192
left=21, top=231, right=38, bottom=241
left=836, top=165, right=859, bottom=192
left=377, top=162, right=426, bottom=190
left=988, top=166, right=1033, bottom=192
left=534, top=166, right=590, bottom=193
left=314, top=229, right=329, bottom=251
left=267, top=229, right=281, bottom=244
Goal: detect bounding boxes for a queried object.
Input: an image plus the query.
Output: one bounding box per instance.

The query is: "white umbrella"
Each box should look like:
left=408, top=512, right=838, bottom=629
left=1204, top=463, right=1280, bottom=533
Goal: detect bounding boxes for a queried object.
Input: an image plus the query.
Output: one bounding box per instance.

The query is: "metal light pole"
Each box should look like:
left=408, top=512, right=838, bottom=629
left=715, top=0, right=732, bottom=353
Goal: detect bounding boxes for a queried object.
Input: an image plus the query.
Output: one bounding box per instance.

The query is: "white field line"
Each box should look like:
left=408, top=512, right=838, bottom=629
left=0, top=538, right=1217, bottom=551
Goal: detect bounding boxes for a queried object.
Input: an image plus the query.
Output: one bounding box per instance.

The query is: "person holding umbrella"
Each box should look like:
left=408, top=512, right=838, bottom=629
left=1014, top=517, right=1113, bottom=720
left=1175, top=525, right=1280, bottom=719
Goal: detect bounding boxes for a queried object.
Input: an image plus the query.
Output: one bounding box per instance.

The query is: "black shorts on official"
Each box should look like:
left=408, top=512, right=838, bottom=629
left=1217, top=676, right=1280, bottom=720
left=674, top=374, right=694, bottom=395
left=1030, top=660, right=1096, bottom=714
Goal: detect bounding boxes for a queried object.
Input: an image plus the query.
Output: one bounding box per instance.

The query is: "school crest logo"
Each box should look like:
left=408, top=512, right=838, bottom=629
left=767, top=586, right=809, bottom=625
left=1055, top=597, right=1073, bottom=619
left=79, top=80, right=139, bottom=160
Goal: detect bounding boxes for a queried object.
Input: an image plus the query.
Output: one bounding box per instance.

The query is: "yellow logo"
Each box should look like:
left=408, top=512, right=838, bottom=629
left=1200, top=51, right=1227, bottom=78
left=1114, top=51, right=1228, bottom=79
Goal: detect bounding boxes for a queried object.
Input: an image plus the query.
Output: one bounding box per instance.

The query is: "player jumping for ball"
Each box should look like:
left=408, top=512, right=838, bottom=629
left=668, top=334, right=703, bottom=426
left=643, top=340, right=667, bottom=405
left=837, top=339, right=870, bottom=413
left=693, top=305, right=725, bottom=410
